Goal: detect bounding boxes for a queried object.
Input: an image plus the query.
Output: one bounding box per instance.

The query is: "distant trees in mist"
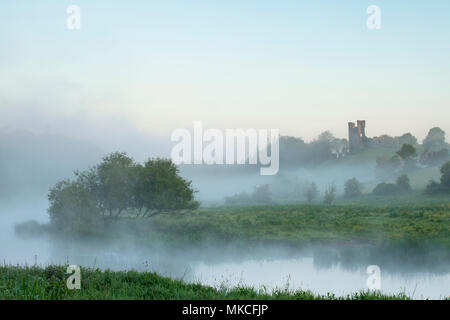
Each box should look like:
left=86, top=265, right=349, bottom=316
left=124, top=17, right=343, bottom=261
left=372, top=174, right=412, bottom=196
left=304, top=182, right=318, bottom=203
left=278, top=132, right=348, bottom=168
left=344, top=178, right=363, bottom=198
left=224, top=184, right=273, bottom=206
left=425, top=161, right=450, bottom=195
left=323, top=184, right=337, bottom=205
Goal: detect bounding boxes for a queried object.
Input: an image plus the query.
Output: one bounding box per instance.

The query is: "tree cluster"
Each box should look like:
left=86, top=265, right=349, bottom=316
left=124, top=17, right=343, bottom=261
left=425, top=161, right=450, bottom=194
left=224, top=184, right=272, bottom=206
left=372, top=174, right=412, bottom=196
left=48, top=152, right=199, bottom=234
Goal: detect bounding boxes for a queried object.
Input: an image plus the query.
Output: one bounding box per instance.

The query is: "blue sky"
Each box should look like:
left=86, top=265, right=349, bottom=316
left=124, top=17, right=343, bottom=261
left=1, top=0, right=449, bottom=146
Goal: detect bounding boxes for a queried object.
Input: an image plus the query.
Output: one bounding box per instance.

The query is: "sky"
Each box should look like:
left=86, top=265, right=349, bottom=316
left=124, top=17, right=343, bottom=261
left=1, top=0, right=449, bottom=155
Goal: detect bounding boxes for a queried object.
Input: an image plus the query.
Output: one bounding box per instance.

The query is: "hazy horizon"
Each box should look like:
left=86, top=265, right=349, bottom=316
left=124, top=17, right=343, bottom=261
left=1, top=0, right=449, bottom=152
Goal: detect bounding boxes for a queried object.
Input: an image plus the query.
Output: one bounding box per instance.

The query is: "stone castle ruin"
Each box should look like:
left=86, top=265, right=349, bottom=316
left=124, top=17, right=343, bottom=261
left=348, top=120, right=401, bottom=153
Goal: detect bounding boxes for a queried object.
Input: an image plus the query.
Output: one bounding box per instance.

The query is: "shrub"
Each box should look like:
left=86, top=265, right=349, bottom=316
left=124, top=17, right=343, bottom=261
left=424, top=161, right=450, bottom=194
left=425, top=180, right=443, bottom=195
left=372, top=183, right=399, bottom=196
left=396, top=174, right=412, bottom=193
left=224, top=192, right=251, bottom=206
left=14, top=220, right=47, bottom=238
left=323, top=184, right=336, bottom=205
left=304, top=182, right=318, bottom=203
left=373, top=174, right=412, bottom=196
left=344, top=178, right=363, bottom=198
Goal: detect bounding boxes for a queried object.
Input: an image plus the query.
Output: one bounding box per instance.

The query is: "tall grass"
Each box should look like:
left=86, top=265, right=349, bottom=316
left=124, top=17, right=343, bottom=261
left=0, top=265, right=411, bottom=300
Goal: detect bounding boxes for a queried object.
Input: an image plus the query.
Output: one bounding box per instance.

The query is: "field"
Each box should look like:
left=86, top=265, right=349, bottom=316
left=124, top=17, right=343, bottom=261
left=9, top=200, right=450, bottom=300
left=135, top=200, right=450, bottom=248
left=0, top=265, right=410, bottom=300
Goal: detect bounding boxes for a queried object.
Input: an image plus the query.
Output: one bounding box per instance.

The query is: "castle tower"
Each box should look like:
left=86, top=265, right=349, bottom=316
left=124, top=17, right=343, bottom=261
left=348, top=120, right=367, bottom=153
left=357, top=120, right=366, bottom=138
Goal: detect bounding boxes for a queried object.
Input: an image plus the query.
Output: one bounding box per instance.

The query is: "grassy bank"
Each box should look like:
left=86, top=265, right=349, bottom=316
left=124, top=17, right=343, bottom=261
left=0, top=265, right=410, bottom=300
left=138, top=203, right=450, bottom=247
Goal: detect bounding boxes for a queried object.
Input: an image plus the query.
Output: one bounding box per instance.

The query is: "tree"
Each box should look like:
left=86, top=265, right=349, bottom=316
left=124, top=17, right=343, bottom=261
left=48, top=153, right=199, bottom=234
left=304, top=182, right=318, bottom=203
left=423, top=127, right=447, bottom=152
left=88, top=152, right=137, bottom=220
left=398, top=133, right=418, bottom=146
left=310, top=131, right=336, bottom=162
left=397, top=144, right=417, bottom=160
left=420, top=148, right=450, bottom=167
left=323, top=184, right=336, bottom=205
left=396, top=144, right=417, bottom=172
left=134, top=158, right=199, bottom=217
left=372, top=182, right=399, bottom=196
left=396, top=174, right=412, bottom=193
left=344, top=178, right=362, bottom=198
left=278, top=136, right=309, bottom=167
left=373, top=175, right=412, bottom=196
left=48, top=179, right=102, bottom=235
left=424, top=161, right=450, bottom=194
left=440, top=161, right=450, bottom=190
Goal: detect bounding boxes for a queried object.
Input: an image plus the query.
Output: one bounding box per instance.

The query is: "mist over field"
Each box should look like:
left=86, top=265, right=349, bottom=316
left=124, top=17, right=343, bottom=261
left=0, top=123, right=449, bottom=299
left=1, top=1, right=450, bottom=301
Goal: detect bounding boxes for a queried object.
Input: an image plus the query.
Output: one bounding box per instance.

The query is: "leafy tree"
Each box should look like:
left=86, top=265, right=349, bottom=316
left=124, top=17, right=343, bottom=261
left=48, top=152, right=199, bottom=234
left=423, top=127, right=447, bottom=152
left=424, top=161, right=450, bottom=194
left=373, top=175, right=412, bottom=196
left=48, top=179, right=102, bottom=235
left=397, top=144, right=417, bottom=160
left=397, top=144, right=417, bottom=172
left=398, top=133, right=418, bottom=146
left=323, top=184, right=336, bottom=205
left=304, top=182, right=318, bottom=203
left=135, top=158, right=199, bottom=217
left=88, top=152, right=137, bottom=220
left=278, top=136, right=309, bottom=168
left=344, top=178, right=363, bottom=198
left=308, top=131, right=337, bottom=163
left=440, top=161, right=450, bottom=189
left=420, top=149, right=450, bottom=166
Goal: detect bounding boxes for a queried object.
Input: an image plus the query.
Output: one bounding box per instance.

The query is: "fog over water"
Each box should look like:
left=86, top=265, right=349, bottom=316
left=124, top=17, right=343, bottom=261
left=0, top=131, right=448, bottom=300
left=1, top=200, right=449, bottom=300
left=1, top=0, right=450, bottom=302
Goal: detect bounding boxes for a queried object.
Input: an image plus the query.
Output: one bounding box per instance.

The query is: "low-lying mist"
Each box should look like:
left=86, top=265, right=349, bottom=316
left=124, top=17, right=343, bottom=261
left=0, top=129, right=449, bottom=300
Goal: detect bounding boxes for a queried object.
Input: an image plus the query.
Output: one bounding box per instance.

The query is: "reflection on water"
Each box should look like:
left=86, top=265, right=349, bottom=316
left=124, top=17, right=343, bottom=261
left=192, top=258, right=450, bottom=300
left=1, top=231, right=449, bottom=300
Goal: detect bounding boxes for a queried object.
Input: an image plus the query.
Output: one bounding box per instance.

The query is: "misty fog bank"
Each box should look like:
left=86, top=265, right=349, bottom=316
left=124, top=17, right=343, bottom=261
left=2, top=227, right=449, bottom=299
